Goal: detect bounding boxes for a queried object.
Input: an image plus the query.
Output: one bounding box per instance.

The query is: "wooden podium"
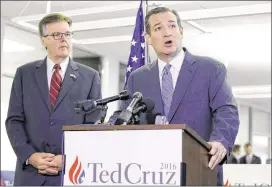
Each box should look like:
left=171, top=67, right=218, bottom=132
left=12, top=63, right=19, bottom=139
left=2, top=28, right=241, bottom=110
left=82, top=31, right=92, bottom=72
left=62, top=124, right=217, bottom=186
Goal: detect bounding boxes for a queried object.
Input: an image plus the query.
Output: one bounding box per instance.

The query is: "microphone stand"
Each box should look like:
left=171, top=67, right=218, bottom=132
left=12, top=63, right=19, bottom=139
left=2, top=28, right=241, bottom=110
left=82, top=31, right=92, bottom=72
left=130, top=108, right=143, bottom=125
left=75, top=104, right=108, bottom=124
left=100, top=105, right=108, bottom=124
left=114, top=103, right=145, bottom=125
left=132, top=114, right=140, bottom=125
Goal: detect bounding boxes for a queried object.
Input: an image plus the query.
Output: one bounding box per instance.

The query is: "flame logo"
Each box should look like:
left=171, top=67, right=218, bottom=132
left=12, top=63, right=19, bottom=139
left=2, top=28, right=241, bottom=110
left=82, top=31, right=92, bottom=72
left=0, top=177, right=4, bottom=186
left=224, top=179, right=231, bottom=186
left=69, top=156, right=85, bottom=184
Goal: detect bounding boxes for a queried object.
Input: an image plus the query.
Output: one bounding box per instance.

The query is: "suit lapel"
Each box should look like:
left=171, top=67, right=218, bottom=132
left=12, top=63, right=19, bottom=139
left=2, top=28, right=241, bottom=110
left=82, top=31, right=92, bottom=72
left=252, top=155, right=256, bottom=164
left=168, top=50, right=197, bottom=121
left=149, top=61, right=164, bottom=115
left=35, top=58, right=51, bottom=112
left=52, top=58, right=79, bottom=112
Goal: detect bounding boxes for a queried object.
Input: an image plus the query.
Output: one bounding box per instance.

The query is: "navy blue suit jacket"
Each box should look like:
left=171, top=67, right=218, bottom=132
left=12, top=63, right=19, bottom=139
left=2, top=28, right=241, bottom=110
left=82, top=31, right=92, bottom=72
left=6, top=57, right=102, bottom=185
left=109, top=48, right=240, bottom=185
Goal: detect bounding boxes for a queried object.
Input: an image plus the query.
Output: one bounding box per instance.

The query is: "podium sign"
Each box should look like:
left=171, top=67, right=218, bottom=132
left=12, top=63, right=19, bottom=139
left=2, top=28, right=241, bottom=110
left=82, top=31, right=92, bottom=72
left=223, top=164, right=271, bottom=186
left=63, top=129, right=183, bottom=185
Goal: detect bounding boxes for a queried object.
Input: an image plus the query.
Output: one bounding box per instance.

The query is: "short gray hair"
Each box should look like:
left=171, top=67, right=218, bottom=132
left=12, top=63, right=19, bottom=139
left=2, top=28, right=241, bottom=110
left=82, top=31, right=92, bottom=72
left=145, top=7, right=183, bottom=35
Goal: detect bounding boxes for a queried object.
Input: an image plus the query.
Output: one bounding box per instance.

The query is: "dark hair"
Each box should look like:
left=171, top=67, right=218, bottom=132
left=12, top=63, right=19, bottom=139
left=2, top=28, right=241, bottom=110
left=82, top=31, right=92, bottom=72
left=38, top=13, right=72, bottom=36
left=145, top=7, right=183, bottom=35
left=232, top=144, right=241, bottom=152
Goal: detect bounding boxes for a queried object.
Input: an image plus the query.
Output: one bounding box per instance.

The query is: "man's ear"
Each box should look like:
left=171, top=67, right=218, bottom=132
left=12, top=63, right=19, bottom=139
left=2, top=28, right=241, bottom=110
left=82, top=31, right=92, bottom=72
left=40, top=36, right=47, bottom=50
left=145, top=33, right=152, bottom=45
left=179, top=27, right=183, bottom=39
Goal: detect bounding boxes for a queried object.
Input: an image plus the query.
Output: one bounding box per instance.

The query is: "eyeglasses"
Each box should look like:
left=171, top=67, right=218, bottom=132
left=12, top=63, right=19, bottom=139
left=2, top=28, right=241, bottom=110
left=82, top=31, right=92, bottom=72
left=43, top=32, right=73, bottom=40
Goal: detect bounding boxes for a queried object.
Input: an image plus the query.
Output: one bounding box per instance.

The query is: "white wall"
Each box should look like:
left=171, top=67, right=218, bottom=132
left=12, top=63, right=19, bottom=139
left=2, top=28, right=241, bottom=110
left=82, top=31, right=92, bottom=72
left=1, top=24, right=47, bottom=171
left=234, top=102, right=271, bottom=163
left=1, top=76, right=17, bottom=171
left=2, top=25, right=47, bottom=76
left=252, top=108, right=271, bottom=163
left=235, top=104, right=249, bottom=156
left=252, top=108, right=271, bottom=136
left=101, top=56, right=120, bottom=122
left=1, top=19, right=17, bottom=171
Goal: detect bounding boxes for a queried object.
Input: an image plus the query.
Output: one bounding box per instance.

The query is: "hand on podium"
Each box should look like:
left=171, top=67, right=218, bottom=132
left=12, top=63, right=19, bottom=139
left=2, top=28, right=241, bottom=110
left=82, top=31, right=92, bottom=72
left=207, top=141, right=227, bottom=170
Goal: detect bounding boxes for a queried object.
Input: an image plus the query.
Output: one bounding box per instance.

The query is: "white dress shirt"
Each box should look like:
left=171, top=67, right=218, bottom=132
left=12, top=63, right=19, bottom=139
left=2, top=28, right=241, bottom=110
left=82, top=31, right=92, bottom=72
left=158, top=49, right=185, bottom=90
left=246, top=154, right=253, bottom=164
left=47, top=57, right=69, bottom=89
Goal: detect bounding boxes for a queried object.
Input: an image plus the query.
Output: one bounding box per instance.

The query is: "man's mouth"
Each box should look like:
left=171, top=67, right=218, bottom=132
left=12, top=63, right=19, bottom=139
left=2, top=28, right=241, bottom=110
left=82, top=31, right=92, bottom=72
left=164, top=40, right=173, bottom=46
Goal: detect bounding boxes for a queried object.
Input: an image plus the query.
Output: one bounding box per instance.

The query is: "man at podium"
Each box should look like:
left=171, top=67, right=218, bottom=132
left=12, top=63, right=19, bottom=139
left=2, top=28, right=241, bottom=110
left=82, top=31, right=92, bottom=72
left=109, top=7, right=239, bottom=185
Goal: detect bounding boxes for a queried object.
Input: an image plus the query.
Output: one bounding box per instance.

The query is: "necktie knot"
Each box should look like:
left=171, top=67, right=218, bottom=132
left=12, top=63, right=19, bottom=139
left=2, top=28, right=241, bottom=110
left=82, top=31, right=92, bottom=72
left=163, top=64, right=171, bottom=75
left=54, top=64, right=61, bottom=71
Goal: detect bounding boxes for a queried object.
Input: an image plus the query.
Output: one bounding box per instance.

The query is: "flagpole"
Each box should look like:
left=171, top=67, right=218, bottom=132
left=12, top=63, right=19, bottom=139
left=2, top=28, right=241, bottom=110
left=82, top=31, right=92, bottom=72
left=144, top=0, right=149, bottom=64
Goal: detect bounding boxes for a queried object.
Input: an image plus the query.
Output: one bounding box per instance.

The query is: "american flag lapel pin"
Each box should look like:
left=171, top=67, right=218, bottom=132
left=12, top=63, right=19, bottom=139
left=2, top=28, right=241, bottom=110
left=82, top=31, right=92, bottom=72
left=70, top=73, right=77, bottom=80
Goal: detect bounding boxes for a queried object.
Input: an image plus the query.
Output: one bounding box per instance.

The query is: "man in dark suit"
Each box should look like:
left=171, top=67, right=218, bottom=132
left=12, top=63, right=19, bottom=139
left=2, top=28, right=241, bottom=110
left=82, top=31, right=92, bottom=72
left=240, top=143, right=262, bottom=164
left=109, top=7, right=239, bottom=185
left=227, top=144, right=241, bottom=164
left=5, top=13, right=102, bottom=186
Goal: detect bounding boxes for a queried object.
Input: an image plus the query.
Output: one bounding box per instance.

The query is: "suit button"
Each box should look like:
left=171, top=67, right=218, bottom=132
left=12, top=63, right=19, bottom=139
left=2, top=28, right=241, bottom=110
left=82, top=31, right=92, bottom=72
left=50, top=122, right=55, bottom=126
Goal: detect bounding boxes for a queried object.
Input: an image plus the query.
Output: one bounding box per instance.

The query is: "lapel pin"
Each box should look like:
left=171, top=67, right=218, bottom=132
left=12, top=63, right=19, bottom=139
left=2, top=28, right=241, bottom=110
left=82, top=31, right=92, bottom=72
left=70, top=73, right=77, bottom=80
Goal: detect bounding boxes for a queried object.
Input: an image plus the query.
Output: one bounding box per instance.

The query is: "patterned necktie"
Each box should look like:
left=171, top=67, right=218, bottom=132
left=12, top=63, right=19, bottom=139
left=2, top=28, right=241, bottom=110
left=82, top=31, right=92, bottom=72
left=50, top=64, right=62, bottom=109
left=161, top=64, right=174, bottom=118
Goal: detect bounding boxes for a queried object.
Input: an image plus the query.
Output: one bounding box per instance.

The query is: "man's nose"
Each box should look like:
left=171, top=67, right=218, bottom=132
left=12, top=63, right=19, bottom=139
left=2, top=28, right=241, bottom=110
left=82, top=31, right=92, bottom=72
left=60, top=35, right=67, bottom=42
left=163, top=28, right=172, bottom=37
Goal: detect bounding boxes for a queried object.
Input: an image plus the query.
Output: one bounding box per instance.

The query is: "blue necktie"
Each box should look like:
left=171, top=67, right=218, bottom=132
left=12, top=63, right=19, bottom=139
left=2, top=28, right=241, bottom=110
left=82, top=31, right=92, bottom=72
left=161, top=64, right=174, bottom=119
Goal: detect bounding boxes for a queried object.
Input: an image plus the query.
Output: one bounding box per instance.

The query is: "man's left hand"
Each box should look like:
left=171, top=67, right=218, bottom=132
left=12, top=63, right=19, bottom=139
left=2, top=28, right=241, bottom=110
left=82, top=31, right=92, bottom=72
left=207, top=141, right=227, bottom=170
left=38, top=155, right=63, bottom=175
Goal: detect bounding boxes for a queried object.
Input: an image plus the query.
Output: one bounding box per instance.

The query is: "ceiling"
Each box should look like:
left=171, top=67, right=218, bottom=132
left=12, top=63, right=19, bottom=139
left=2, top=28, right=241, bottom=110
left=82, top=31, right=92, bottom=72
left=1, top=1, right=271, bottom=112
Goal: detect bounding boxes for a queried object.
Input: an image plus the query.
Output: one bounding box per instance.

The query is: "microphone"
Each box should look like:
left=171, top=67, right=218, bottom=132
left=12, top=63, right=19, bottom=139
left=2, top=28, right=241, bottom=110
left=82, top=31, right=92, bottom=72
left=132, top=98, right=155, bottom=115
left=75, top=90, right=130, bottom=113
left=114, top=92, right=143, bottom=125
left=146, top=112, right=162, bottom=124
left=126, top=92, right=143, bottom=112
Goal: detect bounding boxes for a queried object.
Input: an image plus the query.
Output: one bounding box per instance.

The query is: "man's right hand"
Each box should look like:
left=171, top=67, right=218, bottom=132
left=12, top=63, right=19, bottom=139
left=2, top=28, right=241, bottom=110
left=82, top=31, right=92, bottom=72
left=28, top=152, right=57, bottom=170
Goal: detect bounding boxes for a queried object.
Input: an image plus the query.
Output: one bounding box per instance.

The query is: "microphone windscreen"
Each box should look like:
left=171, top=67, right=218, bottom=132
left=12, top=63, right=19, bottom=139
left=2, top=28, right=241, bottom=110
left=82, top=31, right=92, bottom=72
left=119, top=90, right=131, bottom=100
left=133, top=92, right=143, bottom=99
left=141, top=98, right=155, bottom=112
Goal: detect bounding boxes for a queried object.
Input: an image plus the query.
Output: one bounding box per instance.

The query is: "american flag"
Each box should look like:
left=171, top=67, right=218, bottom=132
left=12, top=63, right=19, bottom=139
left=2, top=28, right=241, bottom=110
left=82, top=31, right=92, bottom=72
left=124, top=0, right=146, bottom=88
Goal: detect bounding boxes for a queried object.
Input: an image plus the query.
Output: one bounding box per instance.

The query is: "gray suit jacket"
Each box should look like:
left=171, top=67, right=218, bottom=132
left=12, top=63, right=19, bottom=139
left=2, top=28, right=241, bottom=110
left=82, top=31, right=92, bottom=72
left=227, top=153, right=239, bottom=164
left=109, top=48, right=239, bottom=185
left=5, top=57, right=102, bottom=185
left=240, top=155, right=262, bottom=164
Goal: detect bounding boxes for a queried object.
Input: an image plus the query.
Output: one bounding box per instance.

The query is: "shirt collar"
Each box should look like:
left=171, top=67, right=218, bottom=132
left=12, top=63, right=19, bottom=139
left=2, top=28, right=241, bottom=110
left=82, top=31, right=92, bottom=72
left=247, top=153, right=253, bottom=157
left=47, top=56, right=69, bottom=72
left=232, top=153, right=240, bottom=159
left=158, top=49, right=185, bottom=75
